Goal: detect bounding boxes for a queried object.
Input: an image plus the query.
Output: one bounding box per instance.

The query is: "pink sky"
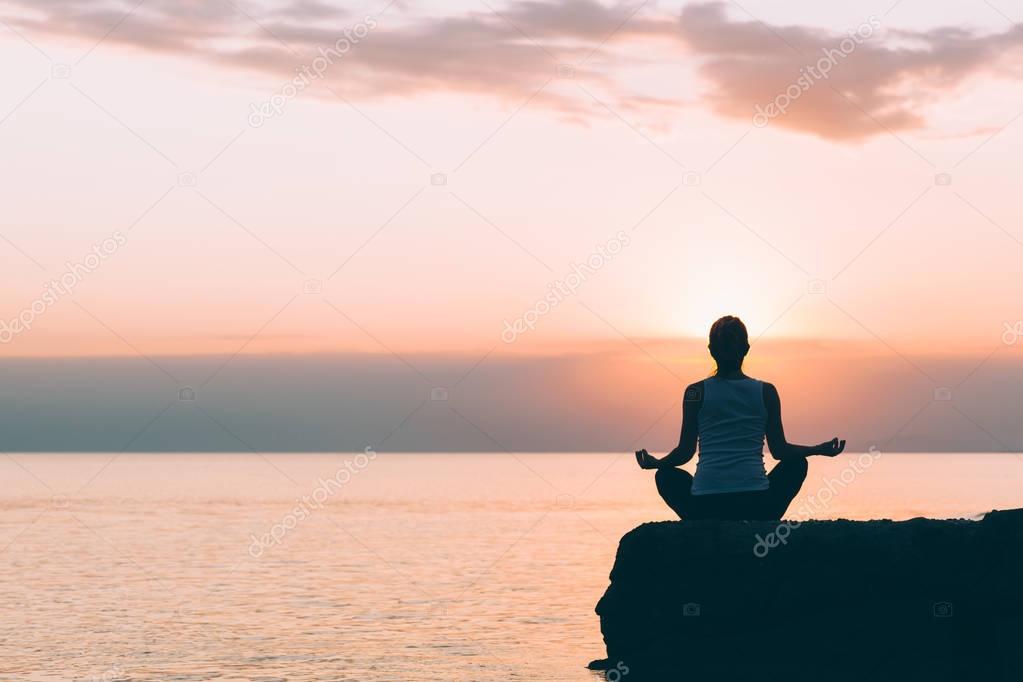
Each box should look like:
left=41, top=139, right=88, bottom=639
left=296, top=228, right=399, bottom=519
left=1, top=2, right=1022, bottom=361
left=0, top=2, right=1021, bottom=368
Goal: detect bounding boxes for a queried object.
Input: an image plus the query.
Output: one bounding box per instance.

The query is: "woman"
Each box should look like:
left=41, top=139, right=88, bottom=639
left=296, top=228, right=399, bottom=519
left=636, top=315, right=845, bottom=521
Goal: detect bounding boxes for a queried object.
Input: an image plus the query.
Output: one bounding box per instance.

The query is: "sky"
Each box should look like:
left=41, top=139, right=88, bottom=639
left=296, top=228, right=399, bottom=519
left=0, top=0, right=1021, bottom=452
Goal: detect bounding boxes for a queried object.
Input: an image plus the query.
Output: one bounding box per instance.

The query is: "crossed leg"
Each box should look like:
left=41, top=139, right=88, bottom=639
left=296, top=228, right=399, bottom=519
left=654, top=458, right=808, bottom=521
left=654, top=467, right=694, bottom=519
left=764, top=457, right=808, bottom=520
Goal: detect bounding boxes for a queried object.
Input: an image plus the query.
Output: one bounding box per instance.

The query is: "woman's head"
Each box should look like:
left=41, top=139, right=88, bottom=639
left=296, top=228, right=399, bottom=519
left=708, top=315, right=749, bottom=374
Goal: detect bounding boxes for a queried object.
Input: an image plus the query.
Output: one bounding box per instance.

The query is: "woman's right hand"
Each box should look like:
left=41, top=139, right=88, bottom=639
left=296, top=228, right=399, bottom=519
left=635, top=449, right=659, bottom=469
left=817, top=438, right=846, bottom=457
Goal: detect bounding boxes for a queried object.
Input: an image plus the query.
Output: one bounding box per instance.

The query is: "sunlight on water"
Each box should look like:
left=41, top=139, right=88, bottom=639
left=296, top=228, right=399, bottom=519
left=2, top=453, right=1022, bottom=680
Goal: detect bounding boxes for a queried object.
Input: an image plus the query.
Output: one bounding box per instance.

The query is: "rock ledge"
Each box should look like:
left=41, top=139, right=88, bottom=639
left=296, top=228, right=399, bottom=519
left=594, top=509, right=1023, bottom=681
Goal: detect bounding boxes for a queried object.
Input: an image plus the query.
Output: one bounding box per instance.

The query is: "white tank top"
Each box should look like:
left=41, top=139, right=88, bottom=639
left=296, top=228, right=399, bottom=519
left=691, top=376, right=769, bottom=495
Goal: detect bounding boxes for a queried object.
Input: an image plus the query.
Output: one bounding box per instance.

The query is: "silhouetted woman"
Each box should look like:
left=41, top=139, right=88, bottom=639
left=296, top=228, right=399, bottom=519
left=636, top=315, right=845, bottom=521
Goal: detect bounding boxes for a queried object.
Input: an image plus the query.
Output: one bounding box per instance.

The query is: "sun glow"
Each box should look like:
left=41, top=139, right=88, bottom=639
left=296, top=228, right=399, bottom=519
left=675, top=280, right=790, bottom=341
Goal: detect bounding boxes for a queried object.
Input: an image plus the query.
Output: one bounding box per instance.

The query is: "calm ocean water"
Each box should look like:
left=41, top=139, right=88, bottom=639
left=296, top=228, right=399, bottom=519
left=3, top=452, right=1023, bottom=681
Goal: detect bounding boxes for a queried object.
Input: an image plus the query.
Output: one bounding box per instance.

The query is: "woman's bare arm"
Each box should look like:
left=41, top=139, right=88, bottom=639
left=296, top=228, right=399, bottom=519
left=763, top=382, right=845, bottom=460
left=636, top=383, right=702, bottom=469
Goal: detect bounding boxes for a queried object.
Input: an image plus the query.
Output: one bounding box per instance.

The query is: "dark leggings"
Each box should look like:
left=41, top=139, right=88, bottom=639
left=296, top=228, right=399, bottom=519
left=654, top=458, right=808, bottom=521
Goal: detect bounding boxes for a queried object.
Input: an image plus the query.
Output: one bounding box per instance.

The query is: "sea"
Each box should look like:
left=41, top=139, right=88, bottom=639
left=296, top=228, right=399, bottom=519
left=3, top=452, right=1022, bottom=681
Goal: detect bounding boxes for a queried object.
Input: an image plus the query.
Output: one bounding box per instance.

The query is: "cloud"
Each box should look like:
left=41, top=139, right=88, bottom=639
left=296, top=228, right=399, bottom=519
left=677, top=2, right=1023, bottom=140
left=2, top=0, right=1022, bottom=139
left=3, top=0, right=653, bottom=116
